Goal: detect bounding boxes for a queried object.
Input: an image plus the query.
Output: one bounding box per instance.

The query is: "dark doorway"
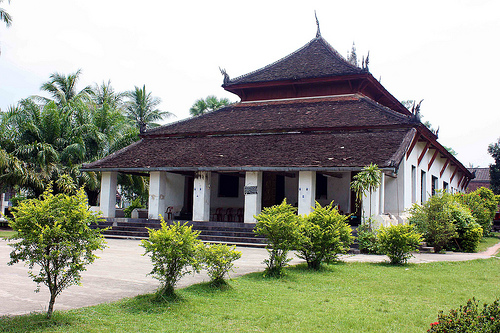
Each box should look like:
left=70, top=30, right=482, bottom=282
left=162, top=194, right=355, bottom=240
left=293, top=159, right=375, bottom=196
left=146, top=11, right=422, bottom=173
left=179, top=176, right=193, bottom=220
left=262, top=173, right=285, bottom=208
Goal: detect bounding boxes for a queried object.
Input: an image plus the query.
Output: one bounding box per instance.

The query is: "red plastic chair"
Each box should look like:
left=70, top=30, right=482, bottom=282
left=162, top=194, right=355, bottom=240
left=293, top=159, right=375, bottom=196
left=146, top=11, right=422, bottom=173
left=166, top=206, right=173, bottom=220
left=225, top=208, right=234, bottom=222
left=213, top=208, right=223, bottom=221
left=236, top=208, right=244, bottom=222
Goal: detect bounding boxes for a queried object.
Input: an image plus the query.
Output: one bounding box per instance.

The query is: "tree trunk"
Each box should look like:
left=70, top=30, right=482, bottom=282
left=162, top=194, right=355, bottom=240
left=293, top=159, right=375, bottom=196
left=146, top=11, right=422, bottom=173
left=47, top=292, right=57, bottom=318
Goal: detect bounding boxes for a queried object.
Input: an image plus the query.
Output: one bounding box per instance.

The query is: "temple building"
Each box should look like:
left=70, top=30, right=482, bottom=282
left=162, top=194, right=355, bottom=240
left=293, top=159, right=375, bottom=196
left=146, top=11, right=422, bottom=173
left=82, top=31, right=473, bottom=226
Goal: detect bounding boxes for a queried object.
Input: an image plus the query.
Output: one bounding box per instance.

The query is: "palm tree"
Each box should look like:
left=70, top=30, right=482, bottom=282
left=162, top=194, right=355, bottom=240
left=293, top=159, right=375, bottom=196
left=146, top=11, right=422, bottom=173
left=124, top=85, right=173, bottom=133
left=39, top=69, right=92, bottom=106
left=189, top=95, right=231, bottom=117
left=0, top=0, right=11, bottom=27
left=350, top=163, right=382, bottom=223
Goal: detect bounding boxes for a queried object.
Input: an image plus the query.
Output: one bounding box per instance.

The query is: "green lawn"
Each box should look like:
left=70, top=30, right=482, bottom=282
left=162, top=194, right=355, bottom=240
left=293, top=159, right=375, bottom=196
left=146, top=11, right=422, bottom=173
left=2, top=258, right=500, bottom=333
left=477, top=232, right=500, bottom=253
left=0, top=230, right=15, bottom=239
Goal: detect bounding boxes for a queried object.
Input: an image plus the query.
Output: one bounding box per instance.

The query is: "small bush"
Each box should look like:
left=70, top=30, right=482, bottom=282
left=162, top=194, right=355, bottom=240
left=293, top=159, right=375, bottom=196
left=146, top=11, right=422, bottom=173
left=141, top=219, right=202, bottom=297
left=456, top=187, right=500, bottom=236
left=123, top=198, right=145, bottom=218
left=356, top=219, right=380, bottom=254
left=428, top=298, right=500, bottom=333
left=456, top=225, right=483, bottom=253
left=446, top=202, right=483, bottom=252
left=377, top=224, right=422, bottom=265
left=200, top=243, right=241, bottom=286
left=254, top=199, right=299, bottom=277
left=409, top=191, right=458, bottom=252
left=296, top=202, right=353, bottom=269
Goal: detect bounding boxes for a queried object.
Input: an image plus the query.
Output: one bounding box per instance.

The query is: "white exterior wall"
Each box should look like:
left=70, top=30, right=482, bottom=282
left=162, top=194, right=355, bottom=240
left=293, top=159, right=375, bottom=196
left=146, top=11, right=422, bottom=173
left=284, top=174, right=299, bottom=206
left=164, top=172, right=185, bottom=217
left=210, top=174, right=245, bottom=209
left=385, top=138, right=469, bottom=220
left=314, top=173, right=350, bottom=213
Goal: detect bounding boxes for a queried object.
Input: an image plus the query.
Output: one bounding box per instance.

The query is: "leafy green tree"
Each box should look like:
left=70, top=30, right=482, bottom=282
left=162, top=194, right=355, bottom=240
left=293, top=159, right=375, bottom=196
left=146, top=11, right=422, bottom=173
left=443, top=146, right=458, bottom=157
left=455, top=187, right=499, bottom=236
left=296, top=202, right=353, bottom=269
left=488, top=138, right=500, bottom=194
left=141, top=219, right=202, bottom=297
left=254, top=199, right=299, bottom=277
left=8, top=186, right=106, bottom=318
left=408, top=191, right=462, bottom=252
left=125, top=85, right=173, bottom=133
left=0, top=0, right=12, bottom=28
left=189, top=95, right=231, bottom=117
left=38, top=69, right=92, bottom=106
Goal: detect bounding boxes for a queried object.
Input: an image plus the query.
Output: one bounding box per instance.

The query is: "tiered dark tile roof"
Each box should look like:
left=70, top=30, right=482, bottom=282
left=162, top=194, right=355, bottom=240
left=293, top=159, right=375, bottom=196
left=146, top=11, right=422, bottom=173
left=83, top=128, right=415, bottom=170
left=83, top=94, right=416, bottom=171
left=82, top=34, right=470, bottom=180
left=145, top=94, right=414, bottom=137
left=224, top=36, right=365, bottom=87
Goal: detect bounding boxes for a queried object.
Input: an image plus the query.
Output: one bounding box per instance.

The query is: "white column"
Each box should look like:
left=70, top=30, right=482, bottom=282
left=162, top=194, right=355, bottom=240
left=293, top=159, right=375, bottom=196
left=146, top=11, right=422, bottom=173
left=298, top=171, right=316, bottom=216
left=100, top=171, right=117, bottom=218
left=379, top=173, right=385, bottom=215
left=0, top=192, right=5, bottom=217
left=193, top=171, right=211, bottom=222
left=148, top=171, right=167, bottom=219
left=244, top=171, right=262, bottom=223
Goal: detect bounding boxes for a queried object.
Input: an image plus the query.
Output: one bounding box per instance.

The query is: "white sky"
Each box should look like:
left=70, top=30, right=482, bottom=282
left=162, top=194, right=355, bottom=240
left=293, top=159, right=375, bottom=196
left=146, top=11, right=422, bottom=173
left=1, top=0, right=499, bottom=167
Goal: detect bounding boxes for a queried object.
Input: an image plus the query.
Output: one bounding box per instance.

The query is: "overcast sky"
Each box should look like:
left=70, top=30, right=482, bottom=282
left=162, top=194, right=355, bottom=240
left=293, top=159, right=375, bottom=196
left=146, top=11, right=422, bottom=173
left=1, top=0, right=499, bottom=167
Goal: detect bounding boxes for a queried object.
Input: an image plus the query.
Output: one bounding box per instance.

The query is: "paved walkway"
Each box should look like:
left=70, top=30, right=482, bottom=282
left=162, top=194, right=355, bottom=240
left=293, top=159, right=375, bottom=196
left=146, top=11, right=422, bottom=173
left=1, top=238, right=499, bottom=317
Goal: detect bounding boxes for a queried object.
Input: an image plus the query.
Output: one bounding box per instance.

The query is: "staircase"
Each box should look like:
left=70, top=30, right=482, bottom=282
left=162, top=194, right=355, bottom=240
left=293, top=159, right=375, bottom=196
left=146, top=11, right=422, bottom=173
left=91, top=219, right=361, bottom=251
left=90, top=218, right=267, bottom=247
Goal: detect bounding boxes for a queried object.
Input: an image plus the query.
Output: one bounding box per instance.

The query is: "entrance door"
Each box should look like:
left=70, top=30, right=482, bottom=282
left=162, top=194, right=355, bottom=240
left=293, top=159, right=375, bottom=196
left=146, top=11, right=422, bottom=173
left=262, top=173, right=285, bottom=208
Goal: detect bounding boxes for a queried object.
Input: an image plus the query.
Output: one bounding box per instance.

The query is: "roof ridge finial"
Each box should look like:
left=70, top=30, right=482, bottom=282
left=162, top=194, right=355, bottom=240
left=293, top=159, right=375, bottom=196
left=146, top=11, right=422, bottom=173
left=315, top=10, right=321, bottom=37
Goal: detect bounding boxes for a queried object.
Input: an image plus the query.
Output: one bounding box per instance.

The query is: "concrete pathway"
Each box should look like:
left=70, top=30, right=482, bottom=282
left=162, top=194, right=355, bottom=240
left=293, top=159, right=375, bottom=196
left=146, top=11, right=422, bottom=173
left=1, top=237, right=498, bottom=317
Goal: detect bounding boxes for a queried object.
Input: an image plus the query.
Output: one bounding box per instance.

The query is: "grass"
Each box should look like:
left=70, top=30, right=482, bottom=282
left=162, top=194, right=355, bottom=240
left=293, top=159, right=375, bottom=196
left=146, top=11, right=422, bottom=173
left=477, top=232, right=500, bottom=253
left=0, top=230, right=16, bottom=239
left=1, top=258, right=500, bottom=333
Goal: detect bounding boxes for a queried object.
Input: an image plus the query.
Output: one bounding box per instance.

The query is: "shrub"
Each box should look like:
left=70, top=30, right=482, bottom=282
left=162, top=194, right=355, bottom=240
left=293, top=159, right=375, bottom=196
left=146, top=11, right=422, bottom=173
left=457, top=225, right=483, bottom=252
left=428, top=298, right=500, bottom=333
left=254, top=199, right=299, bottom=277
left=408, top=191, right=458, bottom=252
left=8, top=186, right=106, bottom=318
left=448, top=202, right=483, bottom=252
left=200, top=243, right=241, bottom=286
left=123, top=198, right=145, bottom=218
left=141, top=219, right=202, bottom=297
left=296, top=202, right=353, bottom=269
left=356, top=218, right=380, bottom=254
left=377, top=224, right=422, bottom=265
left=455, top=187, right=500, bottom=236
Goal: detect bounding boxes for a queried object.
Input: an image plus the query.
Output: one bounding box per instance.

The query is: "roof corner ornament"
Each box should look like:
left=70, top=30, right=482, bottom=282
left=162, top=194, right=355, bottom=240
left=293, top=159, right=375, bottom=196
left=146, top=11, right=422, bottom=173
left=219, top=67, right=230, bottom=85
left=315, top=10, right=321, bottom=37
left=410, top=99, right=423, bottom=122
left=362, top=51, right=370, bottom=71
